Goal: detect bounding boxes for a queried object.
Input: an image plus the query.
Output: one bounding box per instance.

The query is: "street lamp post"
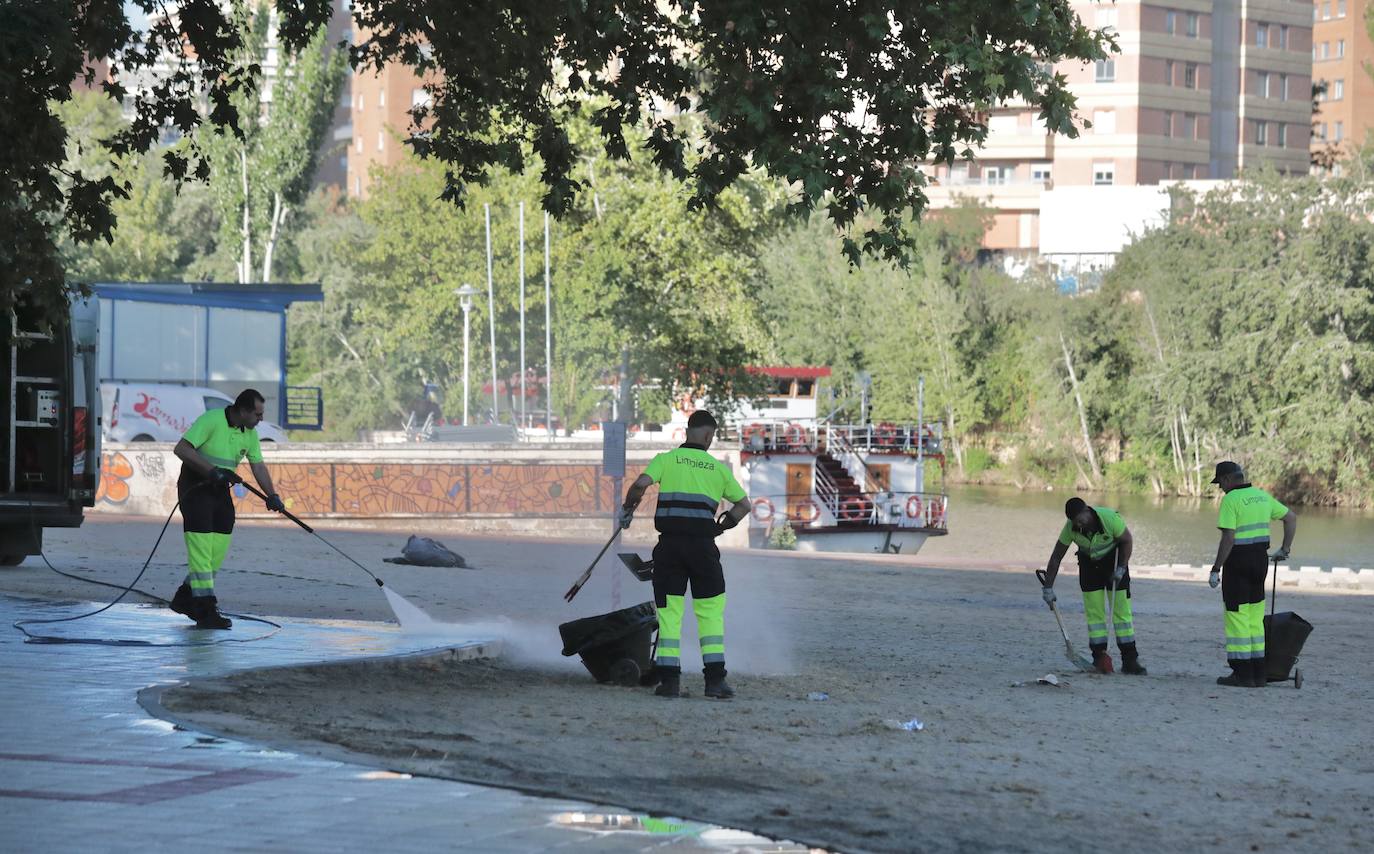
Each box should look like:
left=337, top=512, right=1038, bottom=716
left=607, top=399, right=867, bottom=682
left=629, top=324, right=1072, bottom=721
left=454, top=285, right=480, bottom=426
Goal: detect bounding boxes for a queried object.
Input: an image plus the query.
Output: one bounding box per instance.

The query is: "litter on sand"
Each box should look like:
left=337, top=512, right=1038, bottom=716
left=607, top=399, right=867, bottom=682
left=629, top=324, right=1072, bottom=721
left=883, top=718, right=925, bottom=732
left=383, top=535, right=468, bottom=568
left=806, top=692, right=830, bottom=702
left=1037, top=673, right=1066, bottom=687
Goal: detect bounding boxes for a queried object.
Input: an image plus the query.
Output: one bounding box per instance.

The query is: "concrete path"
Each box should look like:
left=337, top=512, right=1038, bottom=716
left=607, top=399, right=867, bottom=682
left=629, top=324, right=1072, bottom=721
left=0, top=595, right=811, bottom=853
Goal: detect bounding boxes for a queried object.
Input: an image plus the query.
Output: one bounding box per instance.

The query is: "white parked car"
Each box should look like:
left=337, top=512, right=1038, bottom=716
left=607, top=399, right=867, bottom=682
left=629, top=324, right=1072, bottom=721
left=101, top=383, right=288, bottom=443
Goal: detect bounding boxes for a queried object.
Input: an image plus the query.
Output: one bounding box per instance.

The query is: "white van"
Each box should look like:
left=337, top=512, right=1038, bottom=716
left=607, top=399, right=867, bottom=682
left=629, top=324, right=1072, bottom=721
left=101, top=383, right=288, bottom=443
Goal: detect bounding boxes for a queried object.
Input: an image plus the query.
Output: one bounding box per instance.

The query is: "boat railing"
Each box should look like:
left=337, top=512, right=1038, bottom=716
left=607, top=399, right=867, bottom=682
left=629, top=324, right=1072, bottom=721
left=737, top=421, right=941, bottom=456
left=746, top=491, right=948, bottom=531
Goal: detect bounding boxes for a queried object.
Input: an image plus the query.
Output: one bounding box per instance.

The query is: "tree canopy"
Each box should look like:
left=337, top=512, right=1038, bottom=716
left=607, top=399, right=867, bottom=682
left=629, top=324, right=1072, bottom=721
left=4, top=0, right=1110, bottom=322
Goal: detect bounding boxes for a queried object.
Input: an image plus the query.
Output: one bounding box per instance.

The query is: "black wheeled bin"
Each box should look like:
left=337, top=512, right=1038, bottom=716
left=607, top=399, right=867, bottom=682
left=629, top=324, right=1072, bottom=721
left=1263, top=610, right=1313, bottom=686
left=559, top=602, right=658, bottom=686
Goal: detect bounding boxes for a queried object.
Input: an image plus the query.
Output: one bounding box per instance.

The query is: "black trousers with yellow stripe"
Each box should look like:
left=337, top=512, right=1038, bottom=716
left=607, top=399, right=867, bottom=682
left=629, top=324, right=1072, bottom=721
left=651, top=534, right=727, bottom=678
left=179, top=476, right=236, bottom=598
left=1221, top=544, right=1267, bottom=671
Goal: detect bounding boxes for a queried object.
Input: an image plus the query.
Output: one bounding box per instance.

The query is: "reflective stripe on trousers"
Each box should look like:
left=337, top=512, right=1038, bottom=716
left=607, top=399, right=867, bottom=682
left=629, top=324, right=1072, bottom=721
left=1082, top=588, right=1135, bottom=649
left=654, top=593, right=727, bottom=671
left=1225, top=601, right=1267, bottom=661
left=184, top=531, right=232, bottom=597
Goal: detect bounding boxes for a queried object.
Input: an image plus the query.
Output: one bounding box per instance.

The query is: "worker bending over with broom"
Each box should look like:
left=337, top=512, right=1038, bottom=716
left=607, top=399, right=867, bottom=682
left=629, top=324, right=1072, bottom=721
left=1207, top=461, right=1296, bottom=688
left=168, top=389, right=285, bottom=629
left=1041, top=497, right=1147, bottom=675
left=621, top=410, right=751, bottom=699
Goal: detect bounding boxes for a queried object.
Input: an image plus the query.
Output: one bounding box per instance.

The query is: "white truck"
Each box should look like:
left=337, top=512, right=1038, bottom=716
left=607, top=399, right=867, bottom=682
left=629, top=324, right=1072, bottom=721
left=100, top=383, right=289, bottom=443
left=2, top=298, right=101, bottom=565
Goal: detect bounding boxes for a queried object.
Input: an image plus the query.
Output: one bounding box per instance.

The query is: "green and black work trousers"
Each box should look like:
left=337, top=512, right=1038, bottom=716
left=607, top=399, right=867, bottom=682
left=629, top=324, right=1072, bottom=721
left=1222, top=544, right=1267, bottom=678
left=1077, top=550, right=1139, bottom=662
left=178, top=473, right=236, bottom=598
left=651, top=534, right=727, bottom=678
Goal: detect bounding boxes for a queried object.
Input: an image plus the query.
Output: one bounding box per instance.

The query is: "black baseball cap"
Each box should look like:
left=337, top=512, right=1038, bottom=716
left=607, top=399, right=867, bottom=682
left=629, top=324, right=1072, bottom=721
left=1210, top=461, right=1243, bottom=484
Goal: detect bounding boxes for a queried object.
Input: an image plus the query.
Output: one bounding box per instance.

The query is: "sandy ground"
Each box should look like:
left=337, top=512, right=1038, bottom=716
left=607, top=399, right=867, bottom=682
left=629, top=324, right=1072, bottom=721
left=8, top=516, right=1374, bottom=853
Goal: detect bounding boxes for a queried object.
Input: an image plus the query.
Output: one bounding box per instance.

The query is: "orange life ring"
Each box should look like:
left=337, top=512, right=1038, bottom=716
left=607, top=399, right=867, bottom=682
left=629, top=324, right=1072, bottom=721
left=742, top=423, right=767, bottom=449
left=751, top=497, right=775, bottom=522
left=840, top=497, right=866, bottom=522
left=905, top=495, right=923, bottom=519
left=791, top=498, right=820, bottom=524
left=786, top=422, right=807, bottom=448
left=927, top=499, right=946, bottom=528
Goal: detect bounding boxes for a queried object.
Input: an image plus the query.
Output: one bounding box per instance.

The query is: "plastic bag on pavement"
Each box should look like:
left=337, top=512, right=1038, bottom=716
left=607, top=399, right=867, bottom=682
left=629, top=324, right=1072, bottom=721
left=383, top=535, right=467, bottom=568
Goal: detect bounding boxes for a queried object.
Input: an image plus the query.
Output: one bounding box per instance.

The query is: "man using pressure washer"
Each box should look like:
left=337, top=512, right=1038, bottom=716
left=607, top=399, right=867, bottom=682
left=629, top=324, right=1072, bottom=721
left=1208, top=461, right=1297, bottom=688
left=621, top=410, right=751, bottom=699
left=168, top=389, right=284, bottom=629
left=1041, top=497, right=1146, bottom=675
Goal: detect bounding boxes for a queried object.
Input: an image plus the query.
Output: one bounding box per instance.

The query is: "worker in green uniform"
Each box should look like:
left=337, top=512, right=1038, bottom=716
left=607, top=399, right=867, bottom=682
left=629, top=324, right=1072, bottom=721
left=1208, top=461, right=1296, bottom=688
left=621, top=410, right=751, bottom=699
left=168, top=389, right=285, bottom=629
left=1041, top=497, right=1146, bottom=675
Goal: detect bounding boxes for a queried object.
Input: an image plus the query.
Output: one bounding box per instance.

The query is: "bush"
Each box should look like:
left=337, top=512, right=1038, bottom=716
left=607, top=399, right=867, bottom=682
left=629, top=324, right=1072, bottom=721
left=768, top=520, right=798, bottom=550
left=1105, top=457, right=1152, bottom=491
left=963, top=447, right=994, bottom=478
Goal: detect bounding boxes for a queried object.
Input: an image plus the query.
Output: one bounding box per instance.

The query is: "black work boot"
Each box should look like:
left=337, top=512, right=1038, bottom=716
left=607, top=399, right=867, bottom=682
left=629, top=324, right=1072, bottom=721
left=169, top=582, right=194, bottom=620
left=1091, top=650, right=1114, bottom=674
left=1249, top=658, right=1268, bottom=688
left=1120, top=645, right=1147, bottom=675
left=190, top=596, right=232, bottom=630
left=654, top=673, right=681, bottom=698
left=1216, top=663, right=1252, bottom=688
left=704, top=667, right=735, bottom=699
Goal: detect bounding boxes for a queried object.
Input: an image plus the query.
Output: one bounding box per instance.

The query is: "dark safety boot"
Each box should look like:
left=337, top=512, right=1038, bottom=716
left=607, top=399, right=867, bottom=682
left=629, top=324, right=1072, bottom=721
left=1091, top=650, right=1115, bottom=674
left=169, top=582, right=194, bottom=620
left=1121, top=657, right=1148, bottom=676
left=1216, top=665, right=1253, bottom=688
left=704, top=669, right=735, bottom=699
left=190, top=596, right=232, bottom=630
left=1249, top=658, right=1268, bottom=688
left=654, top=673, right=681, bottom=698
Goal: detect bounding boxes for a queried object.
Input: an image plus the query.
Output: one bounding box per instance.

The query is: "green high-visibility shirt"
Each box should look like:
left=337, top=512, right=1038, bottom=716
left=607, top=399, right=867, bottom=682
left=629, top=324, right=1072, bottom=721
left=644, top=443, right=747, bottom=536
left=1218, top=485, right=1287, bottom=546
left=182, top=407, right=263, bottom=472
left=1058, top=506, right=1126, bottom=560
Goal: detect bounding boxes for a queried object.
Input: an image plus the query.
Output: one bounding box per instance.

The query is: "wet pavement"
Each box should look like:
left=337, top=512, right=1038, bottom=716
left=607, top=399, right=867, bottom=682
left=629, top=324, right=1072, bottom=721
left=0, top=595, right=818, bottom=852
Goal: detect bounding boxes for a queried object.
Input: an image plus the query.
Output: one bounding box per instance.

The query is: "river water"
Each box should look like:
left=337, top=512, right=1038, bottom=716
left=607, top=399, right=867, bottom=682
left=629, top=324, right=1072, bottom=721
left=920, top=484, right=1374, bottom=570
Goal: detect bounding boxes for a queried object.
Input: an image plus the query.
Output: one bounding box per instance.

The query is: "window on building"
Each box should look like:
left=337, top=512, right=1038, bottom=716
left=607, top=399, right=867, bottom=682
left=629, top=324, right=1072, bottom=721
left=1183, top=113, right=1197, bottom=139
left=1334, top=79, right=1344, bottom=100
left=1095, top=59, right=1116, bottom=82
left=1255, top=120, right=1268, bottom=146
left=1338, top=0, right=1347, bottom=17
left=983, top=165, right=1009, bottom=185
left=950, top=164, right=969, bottom=185
left=1093, top=162, right=1115, bottom=186
left=355, top=136, right=362, bottom=153
left=1255, top=23, right=1268, bottom=48
left=411, top=88, right=430, bottom=108
left=1092, top=109, right=1116, bottom=134
left=1321, top=42, right=1330, bottom=60
left=989, top=114, right=1019, bottom=135
left=1186, top=12, right=1199, bottom=38
left=1031, top=163, right=1052, bottom=184
left=1257, top=71, right=1270, bottom=98
left=377, top=131, right=384, bottom=151
left=1322, top=2, right=1331, bottom=20
left=1277, top=124, right=1288, bottom=147
left=1279, top=25, right=1288, bottom=49
left=357, top=93, right=364, bottom=111
left=1184, top=63, right=1197, bottom=89
left=1163, top=110, right=1174, bottom=136
left=1165, top=59, right=1175, bottom=86
left=1280, top=74, right=1289, bottom=101
left=1319, top=122, right=1328, bottom=140
left=1335, top=121, right=1344, bottom=141
left=1165, top=10, right=1176, bottom=34
left=1338, top=40, right=1345, bottom=58
left=378, top=89, right=385, bottom=107
left=1095, top=7, right=1117, bottom=32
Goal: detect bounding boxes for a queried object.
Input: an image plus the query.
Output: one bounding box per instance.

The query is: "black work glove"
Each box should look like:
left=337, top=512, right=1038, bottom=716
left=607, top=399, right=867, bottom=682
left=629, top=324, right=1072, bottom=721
left=209, top=467, right=242, bottom=487
left=714, top=512, right=740, bottom=537
left=619, top=505, right=635, bottom=530
left=265, top=493, right=285, bottom=513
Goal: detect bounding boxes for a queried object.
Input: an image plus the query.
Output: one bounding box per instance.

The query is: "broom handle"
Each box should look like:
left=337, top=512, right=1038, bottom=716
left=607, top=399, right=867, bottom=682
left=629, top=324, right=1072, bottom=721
left=1270, top=556, right=1278, bottom=616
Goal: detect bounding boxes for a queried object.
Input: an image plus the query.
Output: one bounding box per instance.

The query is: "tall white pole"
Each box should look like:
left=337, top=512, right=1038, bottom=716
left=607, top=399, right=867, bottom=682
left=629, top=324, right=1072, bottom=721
left=485, top=204, right=498, bottom=424
left=519, top=202, right=527, bottom=434
left=462, top=304, right=471, bottom=426
left=544, top=211, right=552, bottom=440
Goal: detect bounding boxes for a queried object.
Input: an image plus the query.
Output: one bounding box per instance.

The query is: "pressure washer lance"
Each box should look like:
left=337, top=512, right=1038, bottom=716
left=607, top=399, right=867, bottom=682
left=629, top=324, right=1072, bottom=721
left=237, top=482, right=385, bottom=588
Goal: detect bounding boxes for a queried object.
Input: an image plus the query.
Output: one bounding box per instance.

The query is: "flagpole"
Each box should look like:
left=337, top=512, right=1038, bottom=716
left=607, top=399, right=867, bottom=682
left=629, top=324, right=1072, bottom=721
left=544, top=210, right=553, bottom=440
left=485, top=203, right=498, bottom=424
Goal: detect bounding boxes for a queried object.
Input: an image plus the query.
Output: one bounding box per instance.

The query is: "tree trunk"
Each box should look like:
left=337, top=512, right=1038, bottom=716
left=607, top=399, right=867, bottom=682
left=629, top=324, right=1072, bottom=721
left=1059, top=332, right=1101, bottom=481
left=239, top=147, right=252, bottom=284
left=261, top=192, right=286, bottom=282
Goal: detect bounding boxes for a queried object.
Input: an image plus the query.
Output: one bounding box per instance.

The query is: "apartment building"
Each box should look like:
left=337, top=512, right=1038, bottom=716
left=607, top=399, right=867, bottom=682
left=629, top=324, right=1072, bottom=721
left=925, top=1, right=1313, bottom=252
left=1311, top=0, right=1374, bottom=164
left=345, top=39, right=431, bottom=199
